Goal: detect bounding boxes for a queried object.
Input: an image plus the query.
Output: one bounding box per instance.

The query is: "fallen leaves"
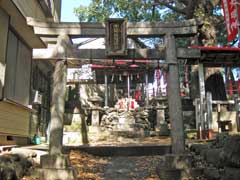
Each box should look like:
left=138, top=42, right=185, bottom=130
left=69, top=151, right=163, bottom=180
left=21, top=177, right=43, bottom=180
left=70, top=150, right=109, bottom=180
left=20, top=140, right=168, bottom=180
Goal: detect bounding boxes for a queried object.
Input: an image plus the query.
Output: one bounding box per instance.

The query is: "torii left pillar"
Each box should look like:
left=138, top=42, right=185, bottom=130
left=38, top=34, right=76, bottom=180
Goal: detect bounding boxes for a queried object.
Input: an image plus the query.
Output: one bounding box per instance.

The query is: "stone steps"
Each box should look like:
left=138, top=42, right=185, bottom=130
left=157, top=167, right=204, bottom=180
left=64, top=144, right=171, bottom=156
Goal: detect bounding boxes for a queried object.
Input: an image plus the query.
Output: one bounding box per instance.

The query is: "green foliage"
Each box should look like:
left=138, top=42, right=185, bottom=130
left=74, top=0, right=162, bottom=22
left=74, top=0, right=229, bottom=46
left=161, top=10, right=184, bottom=22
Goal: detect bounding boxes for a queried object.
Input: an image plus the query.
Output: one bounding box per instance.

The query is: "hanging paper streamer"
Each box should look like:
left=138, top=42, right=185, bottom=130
left=137, top=74, right=140, bottom=79
left=156, top=68, right=161, bottom=83
left=155, top=68, right=161, bottom=96
left=162, top=70, right=167, bottom=96
left=183, top=65, right=189, bottom=96
left=111, top=74, right=114, bottom=82
left=119, top=74, right=122, bottom=81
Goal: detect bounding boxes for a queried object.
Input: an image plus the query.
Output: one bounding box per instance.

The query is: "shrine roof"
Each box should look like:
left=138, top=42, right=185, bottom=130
left=190, top=46, right=240, bottom=51
left=187, top=46, right=240, bottom=67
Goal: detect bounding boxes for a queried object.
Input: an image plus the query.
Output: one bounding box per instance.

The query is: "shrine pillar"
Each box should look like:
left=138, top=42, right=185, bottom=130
left=39, top=34, right=75, bottom=180
left=104, top=73, right=108, bottom=107
left=49, top=59, right=67, bottom=154
left=145, top=72, right=149, bottom=106
left=165, top=34, right=185, bottom=154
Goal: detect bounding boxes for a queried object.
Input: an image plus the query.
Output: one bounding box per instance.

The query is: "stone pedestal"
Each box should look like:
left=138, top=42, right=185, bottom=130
left=89, top=108, right=102, bottom=142
left=40, top=154, right=70, bottom=169
left=157, top=168, right=181, bottom=180
left=91, top=109, right=100, bottom=126
left=88, top=95, right=103, bottom=142
left=88, top=107, right=102, bottom=142
left=37, top=168, right=76, bottom=180
left=156, top=154, right=203, bottom=180
left=89, top=95, right=103, bottom=128
left=155, top=107, right=165, bottom=131
left=88, top=125, right=102, bottom=142
left=159, top=123, right=170, bottom=136
left=37, top=154, right=76, bottom=180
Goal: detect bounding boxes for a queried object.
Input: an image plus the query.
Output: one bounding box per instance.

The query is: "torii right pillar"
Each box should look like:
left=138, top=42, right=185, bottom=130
left=165, top=34, right=185, bottom=154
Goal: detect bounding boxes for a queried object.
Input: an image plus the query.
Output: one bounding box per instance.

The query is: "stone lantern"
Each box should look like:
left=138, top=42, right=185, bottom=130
left=88, top=94, right=103, bottom=131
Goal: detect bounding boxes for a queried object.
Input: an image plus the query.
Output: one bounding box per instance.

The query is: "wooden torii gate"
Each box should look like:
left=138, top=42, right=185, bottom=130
left=27, top=18, right=199, bottom=179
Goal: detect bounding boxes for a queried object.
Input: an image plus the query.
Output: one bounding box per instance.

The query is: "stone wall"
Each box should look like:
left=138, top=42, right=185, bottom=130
left=189, top=134, right=240, bottom=180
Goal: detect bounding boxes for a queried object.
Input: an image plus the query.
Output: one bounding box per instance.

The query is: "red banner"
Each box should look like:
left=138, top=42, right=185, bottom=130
left=222, top=0, right=240, bottom=41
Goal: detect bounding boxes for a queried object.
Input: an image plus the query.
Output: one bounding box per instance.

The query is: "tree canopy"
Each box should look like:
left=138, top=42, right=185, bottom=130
left=74, top=0, right=232, bottom=46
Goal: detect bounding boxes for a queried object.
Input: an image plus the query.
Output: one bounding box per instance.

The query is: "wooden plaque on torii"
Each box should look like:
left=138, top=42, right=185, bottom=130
left=105, top=18, right=127, bottom=56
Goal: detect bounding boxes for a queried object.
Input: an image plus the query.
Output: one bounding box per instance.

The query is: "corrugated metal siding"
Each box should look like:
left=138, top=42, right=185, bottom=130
left=0, top=101, right=30, bottom=136
left=0, top=8, right=9, bottom=99
left=4, top=30, right=32, bottom=106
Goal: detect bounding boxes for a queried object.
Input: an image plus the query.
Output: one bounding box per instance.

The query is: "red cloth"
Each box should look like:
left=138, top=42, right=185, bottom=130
left=131, top=100, right=134, bottom=109
left=120, top=100, right=124, bottom=109
left=181, top=92, right=185, bottom=97
left=222, top=0, right=240, bottom=41
left=135, top=90, right=141, bottom=101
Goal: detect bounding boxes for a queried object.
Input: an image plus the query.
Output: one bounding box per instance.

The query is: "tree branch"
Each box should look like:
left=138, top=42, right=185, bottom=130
left=185, top=0, right=197, bottom=19
left=154, top=0, right=187, bottom=15
left=154, top=0, right=198, bottom=19
left=230, top=39, right=238, bottom=47
left=178, top=0, right=189, bottom=5
left=130, top=37, right=149, bottom=48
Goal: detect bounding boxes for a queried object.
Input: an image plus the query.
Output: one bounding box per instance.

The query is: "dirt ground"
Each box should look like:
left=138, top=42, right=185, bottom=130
left=21, top=150, right=163, bottom=180
left=20, top=137, right=171, bottom=180
left=70, top=150, right=163, bottom=180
